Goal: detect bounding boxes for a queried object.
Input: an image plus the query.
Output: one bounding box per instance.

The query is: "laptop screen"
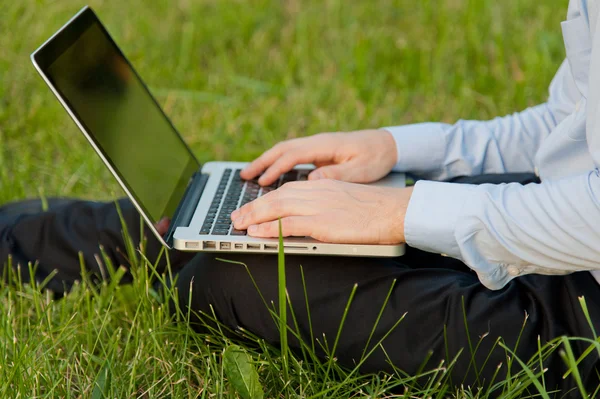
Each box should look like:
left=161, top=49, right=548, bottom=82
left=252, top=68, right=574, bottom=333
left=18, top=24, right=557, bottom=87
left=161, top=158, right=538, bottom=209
left=40, top=15, right=199, bottom=223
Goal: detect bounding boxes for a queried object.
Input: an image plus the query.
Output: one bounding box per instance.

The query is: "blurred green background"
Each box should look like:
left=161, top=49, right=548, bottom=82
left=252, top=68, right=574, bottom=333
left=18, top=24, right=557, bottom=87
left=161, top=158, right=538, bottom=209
left=0, top=0, right=566, bottom=203
left=0, top=1, right=573, bottom=396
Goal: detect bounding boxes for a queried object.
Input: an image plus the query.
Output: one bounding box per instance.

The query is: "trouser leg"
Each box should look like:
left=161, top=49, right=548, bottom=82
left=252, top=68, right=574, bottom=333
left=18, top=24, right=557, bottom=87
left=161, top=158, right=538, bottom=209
left=2, top=173, right=598, bottom=392
left=171, top=173, right=599, bottom=393
left=174, top=250, right=600, bottom=393
left=0, top=198, right=193, bottom=294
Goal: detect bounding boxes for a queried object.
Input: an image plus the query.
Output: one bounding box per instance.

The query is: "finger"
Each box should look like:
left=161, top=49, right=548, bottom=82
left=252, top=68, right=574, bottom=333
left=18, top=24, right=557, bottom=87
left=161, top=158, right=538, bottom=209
left=241, top=142, right=291, bottom=180
left=231, top=181, right=316, bottom=219
left=309, top=160, right=365, bottom=182
left=231, top=188, right=280, bottom=221
left=240, top=142, right=285, bottom=180
left=233, top=198, right=316, bottom=230
left=245, top=134, right=337, bottom=184
left=308, top=163, right=347, bottom=181
left=247, top=216, right=315, bottom=238
left=258, top=149, right=319, bottom=186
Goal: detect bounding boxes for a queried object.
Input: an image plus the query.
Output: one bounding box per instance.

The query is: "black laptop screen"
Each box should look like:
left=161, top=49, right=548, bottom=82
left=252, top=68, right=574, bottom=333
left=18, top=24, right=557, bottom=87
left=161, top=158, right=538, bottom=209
left=44, top=21, right=199, bottom=223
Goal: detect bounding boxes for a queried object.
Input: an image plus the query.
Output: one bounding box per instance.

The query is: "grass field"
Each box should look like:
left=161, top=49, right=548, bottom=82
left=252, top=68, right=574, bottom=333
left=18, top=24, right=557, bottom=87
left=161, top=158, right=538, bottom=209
left=0, top=0, right=591, bottom=397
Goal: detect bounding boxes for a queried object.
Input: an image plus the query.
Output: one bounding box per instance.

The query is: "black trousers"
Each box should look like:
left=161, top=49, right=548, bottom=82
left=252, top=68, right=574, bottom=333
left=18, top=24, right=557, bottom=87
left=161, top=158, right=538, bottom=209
left=1, top=173, right=599, bottom=395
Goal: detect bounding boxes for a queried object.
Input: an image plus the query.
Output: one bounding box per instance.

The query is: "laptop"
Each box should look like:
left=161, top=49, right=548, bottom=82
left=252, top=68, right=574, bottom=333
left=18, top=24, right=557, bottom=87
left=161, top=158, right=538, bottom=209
left=30, top=6, right=406, bottom=257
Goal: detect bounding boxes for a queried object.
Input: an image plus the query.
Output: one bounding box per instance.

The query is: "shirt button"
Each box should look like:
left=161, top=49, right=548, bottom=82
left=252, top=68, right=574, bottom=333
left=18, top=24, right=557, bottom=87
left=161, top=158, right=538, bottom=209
left=507, top=265, right=520, bottom=276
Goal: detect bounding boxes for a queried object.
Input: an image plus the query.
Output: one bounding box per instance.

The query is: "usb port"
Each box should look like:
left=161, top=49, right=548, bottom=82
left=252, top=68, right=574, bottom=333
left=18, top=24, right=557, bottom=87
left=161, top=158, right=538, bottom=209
left=247, top=243, right=260, bottom=250
left=264, top=244, right=278, bottom=251
left=234, top=243, right=243, bottom=250
left=220, top=242, right=231, bottom=250
left=284, top=245, right=308, bottom=250
left=203, top=241, right=216, bottom=249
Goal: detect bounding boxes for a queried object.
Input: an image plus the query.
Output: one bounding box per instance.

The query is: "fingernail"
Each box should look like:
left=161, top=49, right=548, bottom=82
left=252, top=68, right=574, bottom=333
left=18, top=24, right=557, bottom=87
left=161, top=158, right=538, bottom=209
left=248, top=225, right=257, bottom=234
left=310, top=171, right=321, bottom=180
left=231, top=210, right=239, bottom=220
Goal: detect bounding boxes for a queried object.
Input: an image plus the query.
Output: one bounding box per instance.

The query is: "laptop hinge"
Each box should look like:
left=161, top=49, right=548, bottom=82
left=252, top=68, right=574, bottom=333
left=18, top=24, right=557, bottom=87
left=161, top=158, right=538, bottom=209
left=164, top=172, right=209, bottom=247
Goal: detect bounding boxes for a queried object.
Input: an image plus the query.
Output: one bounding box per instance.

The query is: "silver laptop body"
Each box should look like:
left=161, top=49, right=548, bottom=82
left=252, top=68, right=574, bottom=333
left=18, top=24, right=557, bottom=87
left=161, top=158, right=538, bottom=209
left=31, top=6, right=406, bottom=257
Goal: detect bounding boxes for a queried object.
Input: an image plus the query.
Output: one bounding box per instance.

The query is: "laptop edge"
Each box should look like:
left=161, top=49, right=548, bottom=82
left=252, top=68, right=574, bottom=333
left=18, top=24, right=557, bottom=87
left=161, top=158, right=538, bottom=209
left=30, top=5, right=201, bottom=249
left=30, top=5, right=406, bottom=258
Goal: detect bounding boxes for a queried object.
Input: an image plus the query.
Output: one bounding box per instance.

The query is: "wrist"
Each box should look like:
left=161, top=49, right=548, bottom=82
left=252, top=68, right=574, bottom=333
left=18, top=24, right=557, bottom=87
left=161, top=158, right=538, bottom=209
left=386, top=186, right=413, bottom=243
left=376, top=129, right=399, bottom=166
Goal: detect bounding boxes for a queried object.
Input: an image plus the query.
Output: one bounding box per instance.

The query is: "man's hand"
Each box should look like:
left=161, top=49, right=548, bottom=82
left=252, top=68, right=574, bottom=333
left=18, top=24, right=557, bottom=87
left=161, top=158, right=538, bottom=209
left=231, top=179, right=413, bottom=244
left=240, top=129, right=398, bottom=186
left=155, top=217, right=170, bottom=235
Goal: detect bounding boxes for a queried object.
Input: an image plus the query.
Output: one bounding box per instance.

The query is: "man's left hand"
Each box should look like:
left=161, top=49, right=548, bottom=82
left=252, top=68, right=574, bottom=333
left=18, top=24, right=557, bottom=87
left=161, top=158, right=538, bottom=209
left=230, top=179, right=413, bottom=244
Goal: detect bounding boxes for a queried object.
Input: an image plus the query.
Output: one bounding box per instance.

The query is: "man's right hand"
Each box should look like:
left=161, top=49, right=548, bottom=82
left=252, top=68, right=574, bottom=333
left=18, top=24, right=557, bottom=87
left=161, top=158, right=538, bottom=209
left=240, top=129, right=398, bottom=185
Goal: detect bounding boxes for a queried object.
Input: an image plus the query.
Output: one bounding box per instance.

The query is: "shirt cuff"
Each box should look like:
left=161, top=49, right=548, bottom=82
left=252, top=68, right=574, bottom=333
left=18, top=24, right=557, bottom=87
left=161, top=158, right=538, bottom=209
left=404, top=180, right=476, bottom=258
left=404, top=180, right=516, bottom=290
left=382, top=123, right=448, bottom=173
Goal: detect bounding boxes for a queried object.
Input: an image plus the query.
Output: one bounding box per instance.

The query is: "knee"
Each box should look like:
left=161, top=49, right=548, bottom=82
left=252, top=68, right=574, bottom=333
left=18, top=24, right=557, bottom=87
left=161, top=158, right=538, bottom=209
left=171, top=254, right=271, bottom=333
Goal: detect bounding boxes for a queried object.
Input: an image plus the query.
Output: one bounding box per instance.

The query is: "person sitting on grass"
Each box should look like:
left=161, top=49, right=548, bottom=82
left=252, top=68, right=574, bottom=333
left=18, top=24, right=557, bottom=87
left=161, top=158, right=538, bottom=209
left=2, top=0, right=600, bottom=394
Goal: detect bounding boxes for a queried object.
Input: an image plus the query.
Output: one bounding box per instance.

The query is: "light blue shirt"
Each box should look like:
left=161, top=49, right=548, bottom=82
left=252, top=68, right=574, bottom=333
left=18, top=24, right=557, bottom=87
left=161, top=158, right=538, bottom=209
left=384, top=0, right=600, bottom=290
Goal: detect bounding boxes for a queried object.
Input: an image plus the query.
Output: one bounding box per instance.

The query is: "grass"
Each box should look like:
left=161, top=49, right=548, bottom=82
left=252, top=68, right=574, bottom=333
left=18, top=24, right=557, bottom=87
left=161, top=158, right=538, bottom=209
left=0, top=0, right=595, bottom=397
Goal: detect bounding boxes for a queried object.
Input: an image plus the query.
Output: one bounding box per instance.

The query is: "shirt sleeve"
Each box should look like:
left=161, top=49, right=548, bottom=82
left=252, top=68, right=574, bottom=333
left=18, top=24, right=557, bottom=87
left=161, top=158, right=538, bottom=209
left=405, top=174, right=600, bottom=290
left=383, top=59, right=581, bottom=181
left=404, top=30, right=600, bottom=290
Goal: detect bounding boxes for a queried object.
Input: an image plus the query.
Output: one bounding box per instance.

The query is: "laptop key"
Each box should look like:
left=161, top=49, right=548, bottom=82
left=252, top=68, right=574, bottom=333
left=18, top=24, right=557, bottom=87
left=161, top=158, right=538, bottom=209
left=231, top=229, right=246, bottom=236
left=282, top=171, right=297, bottom=182
left=213, top=223, right=231, bottom=229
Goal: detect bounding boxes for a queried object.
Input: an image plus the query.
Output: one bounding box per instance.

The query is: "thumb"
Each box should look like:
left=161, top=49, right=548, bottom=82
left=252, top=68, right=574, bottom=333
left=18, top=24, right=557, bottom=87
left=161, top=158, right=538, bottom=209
left=308, top=164, right=350, bottom=181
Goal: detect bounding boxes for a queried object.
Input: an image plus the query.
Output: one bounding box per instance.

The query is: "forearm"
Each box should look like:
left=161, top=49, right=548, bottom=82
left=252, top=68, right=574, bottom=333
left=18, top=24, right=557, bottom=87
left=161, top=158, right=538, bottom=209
left=384, top=103, right=556, bottom=180
left=404, top=171, right=600, bottom=289
left=385, top=60, right=580, bottom=180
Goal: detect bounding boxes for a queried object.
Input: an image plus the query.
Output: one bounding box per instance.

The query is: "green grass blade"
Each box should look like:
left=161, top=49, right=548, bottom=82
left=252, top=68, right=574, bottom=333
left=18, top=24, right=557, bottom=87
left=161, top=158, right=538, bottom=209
left=277, top=218, right=289, bottom=385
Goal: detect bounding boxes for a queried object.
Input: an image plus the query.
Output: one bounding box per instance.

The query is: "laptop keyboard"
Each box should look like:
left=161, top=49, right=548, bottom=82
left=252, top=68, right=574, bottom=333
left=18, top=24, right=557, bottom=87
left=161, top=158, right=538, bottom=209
left=200, top=168, right=308, bottom=236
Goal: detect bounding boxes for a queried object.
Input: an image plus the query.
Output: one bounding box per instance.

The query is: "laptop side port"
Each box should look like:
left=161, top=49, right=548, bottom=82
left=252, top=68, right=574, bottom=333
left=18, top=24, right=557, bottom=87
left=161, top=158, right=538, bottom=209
left=234, top=243, right=243, bottom=250
left=220, top=242, right=231, bottom=250
left=284, top=245, right=308, bottom=250
left=264, top=244, right=278, bottom=251
left=203, top=241, right=216, bottom=249
left=247, top=243, right=260, bottom=250
left=185, top=241, right=199, bottom=249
